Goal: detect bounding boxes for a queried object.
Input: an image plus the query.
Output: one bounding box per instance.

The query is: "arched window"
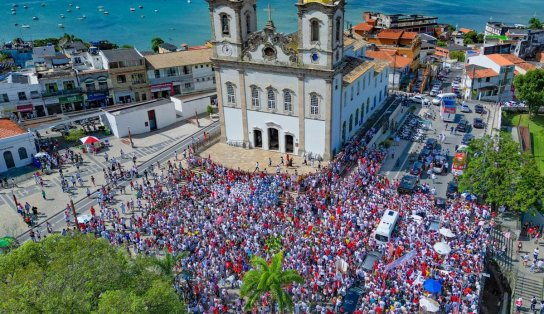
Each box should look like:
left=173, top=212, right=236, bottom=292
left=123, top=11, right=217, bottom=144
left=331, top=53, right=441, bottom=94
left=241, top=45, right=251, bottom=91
left=311, top=20, right=320, bottom=42
left=18, top=147, right=28, bottom=160
left=267, top=88, right=276, bottom=110
left=360, top=104, right=364, bottom=123
left=335, top=17, right=342, bottom=42
left=221, top=14, right=230, bottom=35
left=245, top=13, right=252, bottom=34
left=355, top=108, right=359, bottom=126
left=251, top=86, right=260, bottom=108
left=349, top=114, right=353, bottom=132
left=373, top=96, right=376, bottom=109
left=366, top=98, right=370, bottom=113
left=283, top=90, right=292, bottom=112
left=226, top=82, right=235, bottom=104
left=342, top=121, right=346, bottom=142
left=310, top=93, right=319, bottom=116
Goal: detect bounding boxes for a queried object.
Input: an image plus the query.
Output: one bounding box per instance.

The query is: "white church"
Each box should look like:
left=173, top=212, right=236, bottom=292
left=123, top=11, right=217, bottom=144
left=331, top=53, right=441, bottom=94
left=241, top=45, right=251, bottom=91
left=208, top=0, right=390, bottom=160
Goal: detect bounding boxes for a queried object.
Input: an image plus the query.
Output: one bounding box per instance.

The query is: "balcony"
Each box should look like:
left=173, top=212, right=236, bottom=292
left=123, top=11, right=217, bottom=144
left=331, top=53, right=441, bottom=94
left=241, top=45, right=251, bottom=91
left=42, top=87, right=82, bottom=97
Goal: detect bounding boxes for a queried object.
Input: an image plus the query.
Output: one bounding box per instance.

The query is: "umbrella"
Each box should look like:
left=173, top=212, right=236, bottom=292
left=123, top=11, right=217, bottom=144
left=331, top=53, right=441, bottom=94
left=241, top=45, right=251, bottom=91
left=461, top=192, right=477, bottom=201
left=439, top=228, right=455, bottom=238
left=80, top=136, right=100, bottom=145
left=77, top=214, right=93, bottom=223
left=423, top=279, right=442, bottom=294
left=420, top=296, right=440, bottom=312
left=433, top=242, right=451, bottom=255
left=0, top=236, right=16, bottom=248
left=34, top=152, right=49, bottom=158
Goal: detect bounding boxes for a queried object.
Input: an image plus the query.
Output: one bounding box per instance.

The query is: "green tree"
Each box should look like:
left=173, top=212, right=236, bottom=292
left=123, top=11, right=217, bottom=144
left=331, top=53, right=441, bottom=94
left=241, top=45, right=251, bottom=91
left=459, top=134, right=544, bottom=211
left=0, top=234, right=185, bottom=314
left=447, top=24, right=456, bottom=32
left=437, top=40, right=447, bottom=47
left=463, top=31, right=483, bottom=45
left=122, top=44, right=134, bottom=49
left=529, top=17, right=543, bottom=29
left=449, top=51, right=465, bottom=62
left=151, top=37, right=165, bottom=53
left=241, top=251, right=304, bottom=313
left=514, top=69, right=544, bottom=117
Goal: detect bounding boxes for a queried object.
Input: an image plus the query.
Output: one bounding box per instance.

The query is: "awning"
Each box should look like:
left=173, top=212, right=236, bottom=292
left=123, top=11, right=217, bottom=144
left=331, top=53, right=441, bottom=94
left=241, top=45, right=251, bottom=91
left=86, top=92, right=108, bottom=101
left=150, top=82, right=173, bottom=92
left=17, top=104, right=34, bottom=112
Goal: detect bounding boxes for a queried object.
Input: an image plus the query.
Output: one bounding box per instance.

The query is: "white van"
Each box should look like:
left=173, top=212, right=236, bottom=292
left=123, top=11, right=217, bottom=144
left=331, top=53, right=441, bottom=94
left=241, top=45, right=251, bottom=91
left=432, top=93, right=456, bottom=106
left=374, top=210, right=400, bottom=244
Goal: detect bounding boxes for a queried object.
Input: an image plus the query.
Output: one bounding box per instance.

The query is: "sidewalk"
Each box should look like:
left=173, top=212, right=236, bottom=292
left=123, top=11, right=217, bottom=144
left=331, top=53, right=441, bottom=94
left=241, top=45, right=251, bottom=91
left=0, top=118, right=213, bottom=236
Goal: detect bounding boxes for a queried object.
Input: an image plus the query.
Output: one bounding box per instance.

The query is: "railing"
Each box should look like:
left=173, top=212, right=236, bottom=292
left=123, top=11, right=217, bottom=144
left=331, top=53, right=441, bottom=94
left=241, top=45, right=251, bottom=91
left=42, top=87, right=82, bottom=97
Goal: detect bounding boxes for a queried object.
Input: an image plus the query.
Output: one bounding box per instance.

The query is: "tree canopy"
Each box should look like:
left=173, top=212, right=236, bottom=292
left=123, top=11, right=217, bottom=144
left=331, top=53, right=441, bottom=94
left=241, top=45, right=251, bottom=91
left=151, top=37, right=165, bottom=53
left=241, top=251, right=304, bottom=313
left=458, top=133, right=544, bottom=212
left=449, top=50, right=465, bottom=62
left=514, top=69, right=544, bottom=117
left=0, top=234, right=185, bottom=314
left=529, top=17, right=543, bottom=30
left=463, top=31, right=484, bottom=45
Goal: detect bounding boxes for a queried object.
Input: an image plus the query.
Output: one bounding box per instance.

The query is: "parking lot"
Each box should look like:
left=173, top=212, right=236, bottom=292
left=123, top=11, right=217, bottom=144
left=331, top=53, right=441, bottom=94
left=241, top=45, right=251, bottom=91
left=380, top=63, right=491, bottom=199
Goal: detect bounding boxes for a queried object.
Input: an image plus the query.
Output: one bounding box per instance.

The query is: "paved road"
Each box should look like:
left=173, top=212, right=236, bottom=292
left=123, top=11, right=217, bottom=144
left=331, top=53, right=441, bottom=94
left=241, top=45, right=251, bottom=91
left=16, top=122, right=219, bottom=242
left=380, top=64, right=491, bottom=198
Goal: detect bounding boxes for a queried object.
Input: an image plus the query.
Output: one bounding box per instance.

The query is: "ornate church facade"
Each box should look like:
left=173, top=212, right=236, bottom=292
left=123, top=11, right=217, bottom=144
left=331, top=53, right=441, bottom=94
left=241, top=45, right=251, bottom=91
left=208, top=0, right=390, bottom=160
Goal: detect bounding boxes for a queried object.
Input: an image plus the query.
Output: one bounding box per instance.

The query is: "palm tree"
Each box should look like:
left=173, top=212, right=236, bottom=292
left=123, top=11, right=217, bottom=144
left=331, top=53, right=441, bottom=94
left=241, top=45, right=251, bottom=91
left=240, top=251, right=304, bottom=313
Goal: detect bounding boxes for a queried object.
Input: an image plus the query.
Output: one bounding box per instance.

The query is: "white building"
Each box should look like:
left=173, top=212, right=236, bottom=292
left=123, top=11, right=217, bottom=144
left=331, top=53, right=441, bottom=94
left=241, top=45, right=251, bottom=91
left=101, top=98, right=177, bottom=138
left=464, top=54, right=516, bottom=102
left=0, top=118, right=37, bottom=173
left=0, top=72, right=43, bottom=119
left=144, top=48, right=215, bottom=99
left=208, top=0, right=389, bottom=160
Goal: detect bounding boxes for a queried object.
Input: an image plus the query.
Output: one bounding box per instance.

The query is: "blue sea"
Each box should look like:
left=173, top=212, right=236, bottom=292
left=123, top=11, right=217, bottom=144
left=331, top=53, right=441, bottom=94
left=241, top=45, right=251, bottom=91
left=2, top=0, right=543, bottom=50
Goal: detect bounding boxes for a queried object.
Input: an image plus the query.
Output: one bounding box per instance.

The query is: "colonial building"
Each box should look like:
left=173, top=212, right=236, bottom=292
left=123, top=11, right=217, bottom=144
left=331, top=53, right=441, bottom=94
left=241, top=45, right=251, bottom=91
left=144, top=48, right=215, bottom=99
left=208, top=0, right=389, bottom=160
left=0, top=118, right=36, bottom=173
left=0, top=72, right=43, bottom=119
left=463, top=54, right=518, bottom=102
left=100, top=48, right=150, bottom=104
left=362, top=12, right=438, bottom=35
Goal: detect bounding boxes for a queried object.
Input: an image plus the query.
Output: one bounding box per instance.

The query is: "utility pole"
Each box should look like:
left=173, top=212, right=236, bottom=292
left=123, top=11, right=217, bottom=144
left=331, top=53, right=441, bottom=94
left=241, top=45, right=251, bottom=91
left=12, top=191, right=18, bottom=211
left=70, top=197, right=79, bottom=231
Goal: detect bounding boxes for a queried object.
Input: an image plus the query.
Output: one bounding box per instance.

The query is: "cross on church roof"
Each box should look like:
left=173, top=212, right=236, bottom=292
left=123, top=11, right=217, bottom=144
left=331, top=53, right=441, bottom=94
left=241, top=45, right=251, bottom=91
left=264, top=3, right=274, bottom=22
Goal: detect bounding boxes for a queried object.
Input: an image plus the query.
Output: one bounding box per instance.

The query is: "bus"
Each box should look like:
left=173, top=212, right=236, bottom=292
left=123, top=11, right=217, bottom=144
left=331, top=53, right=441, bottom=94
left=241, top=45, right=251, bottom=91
left=452, top=152, right=467, bottom=176
left=374, top=210, right=400, bottom=244
left=440, top=98, right=457, bottom=122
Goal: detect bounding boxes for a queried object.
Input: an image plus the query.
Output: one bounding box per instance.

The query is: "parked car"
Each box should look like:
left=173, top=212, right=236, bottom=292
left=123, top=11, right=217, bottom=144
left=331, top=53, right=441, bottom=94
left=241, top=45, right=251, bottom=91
left=456, top=119, right=469, bottom=132
left=410, top=94, right=425, bottom=104
left=473, top=117, right=485, bottom=129
left=410, top=161, right=424, bottom=175
left=460, top=104, right=471, bottom=113
left=50, top=123, right=76, bottom=133
left=462, top=133, right=475, bottom=145
left=398, top=175, right=418, bottom=194
left=432, top=156, right=447, bottom=174
left=446, top=181, right=458, bottom=199
left=475, top=104, right=484, bottom=114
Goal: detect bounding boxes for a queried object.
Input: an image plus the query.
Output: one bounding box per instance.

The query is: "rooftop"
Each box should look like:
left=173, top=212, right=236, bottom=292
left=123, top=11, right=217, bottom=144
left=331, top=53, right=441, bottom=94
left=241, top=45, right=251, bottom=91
left=101, top=48, right=143, bottom=63
left=376, top=29, right=404, bottom=40
left=158, top=42, right=178, bottom=51
left=467, top=66, right=499, bottom=79
left=0, top=118, right=27, bottom=139
left=365, top=50, right=412, bottom=68
left=352, top=22, right=374, bottom=33
left=342, top=57, right=376, bottom=84
left=144, top=48, right=212, bottom=69
left=102, top=98, right=172, bottom=115
left=486, top=53, right=516, bottom=66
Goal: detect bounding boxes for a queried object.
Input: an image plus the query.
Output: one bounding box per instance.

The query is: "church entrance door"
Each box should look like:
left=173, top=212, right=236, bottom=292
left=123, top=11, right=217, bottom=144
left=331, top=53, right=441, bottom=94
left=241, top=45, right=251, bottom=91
left=254, top=130, right=262, bottom=148
left=268, top=128, right=279, bottom=150
left=285, top=135, right=294, bottom=153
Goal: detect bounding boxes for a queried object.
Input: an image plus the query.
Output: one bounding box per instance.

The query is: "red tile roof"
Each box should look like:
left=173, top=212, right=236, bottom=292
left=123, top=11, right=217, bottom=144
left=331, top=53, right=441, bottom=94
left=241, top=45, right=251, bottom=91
left=377, top=29, right=404, bottom=40
left=365, top=50, right=412, bottom=69
left=467, top=68, right=499, bottom=79
left=459, top=28, right=473, bottom=34
left=353, top=22, right=374, bottom=33
left=486, top=54, right=515, bottom=66
left=0, top=118, right=27, bottom=139
left=400, top=32, right=418, bottom=40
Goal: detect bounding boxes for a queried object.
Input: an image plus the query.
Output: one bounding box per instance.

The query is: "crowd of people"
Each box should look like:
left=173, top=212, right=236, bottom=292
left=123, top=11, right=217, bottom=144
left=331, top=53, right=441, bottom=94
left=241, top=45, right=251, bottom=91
left=43, top=121, right=496, bottom=314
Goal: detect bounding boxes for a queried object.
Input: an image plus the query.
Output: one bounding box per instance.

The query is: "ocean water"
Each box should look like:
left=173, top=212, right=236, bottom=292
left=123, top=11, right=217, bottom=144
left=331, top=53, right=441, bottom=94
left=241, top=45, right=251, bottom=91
left=1, top=0, right=543, bottom=51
